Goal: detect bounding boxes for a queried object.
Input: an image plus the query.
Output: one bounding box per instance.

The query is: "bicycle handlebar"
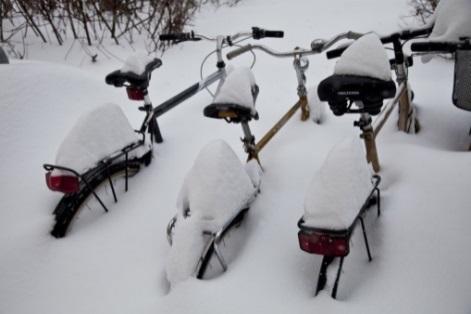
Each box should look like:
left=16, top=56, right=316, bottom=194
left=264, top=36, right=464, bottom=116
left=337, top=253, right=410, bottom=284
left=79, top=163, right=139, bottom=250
left=326, top=27, right=434, bottom=59
left=226, top=44, right=255, bottom=59
left=159, top=27, right=284, bottom=43
left=410, top=40, right=471, bottom=53
left=410, top=41, right=456, bottom=52
left=227, top=31, right=361, bottom=60
left=380, top=27, right=433, bottom=43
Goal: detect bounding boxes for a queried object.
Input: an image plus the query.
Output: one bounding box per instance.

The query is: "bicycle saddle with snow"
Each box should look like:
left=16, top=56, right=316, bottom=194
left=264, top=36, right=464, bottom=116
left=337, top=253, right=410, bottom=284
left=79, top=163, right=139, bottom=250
left=204, top=67, right=259, bottom=123
left=318, top=33, right=397, bottom=116
left=105, top=55, right=162, bottom=88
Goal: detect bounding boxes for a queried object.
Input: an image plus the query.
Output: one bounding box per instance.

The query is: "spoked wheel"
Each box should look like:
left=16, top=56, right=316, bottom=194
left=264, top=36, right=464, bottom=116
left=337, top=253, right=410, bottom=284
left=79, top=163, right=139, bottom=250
left=195, top=208, right=249, bottom=279
left=50, top=158, right=144, bottom=238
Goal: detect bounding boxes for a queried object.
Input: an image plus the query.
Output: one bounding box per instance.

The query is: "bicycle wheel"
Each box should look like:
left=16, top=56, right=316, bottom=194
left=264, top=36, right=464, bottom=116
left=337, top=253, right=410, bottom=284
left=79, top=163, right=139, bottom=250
left=50, top=159, right=142, bottom=238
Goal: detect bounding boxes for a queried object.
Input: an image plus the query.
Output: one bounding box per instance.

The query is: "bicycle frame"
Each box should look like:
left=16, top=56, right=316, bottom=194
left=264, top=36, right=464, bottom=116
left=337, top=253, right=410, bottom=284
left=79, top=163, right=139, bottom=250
left=145, top=50, right=229, bottom=143
left=146, top=31, right=264, bottom=143
left=251, top=54, right=310, bottom=160
left=227, top=32, right=363, bottom=163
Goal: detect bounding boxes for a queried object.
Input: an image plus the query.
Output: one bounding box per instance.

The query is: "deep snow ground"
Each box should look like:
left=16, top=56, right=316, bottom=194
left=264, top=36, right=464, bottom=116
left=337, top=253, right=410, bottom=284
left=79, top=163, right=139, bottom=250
left=1, top=0, right=471, bottom=313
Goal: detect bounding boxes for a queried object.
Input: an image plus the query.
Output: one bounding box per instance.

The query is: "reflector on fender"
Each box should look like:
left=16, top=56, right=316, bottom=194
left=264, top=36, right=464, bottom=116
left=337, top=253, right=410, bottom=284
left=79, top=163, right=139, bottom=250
left=45, top=172, right=80, bottom=194
left=298, top=230, right=349, bottom=257
left=126, top=86, right=145, bottom=101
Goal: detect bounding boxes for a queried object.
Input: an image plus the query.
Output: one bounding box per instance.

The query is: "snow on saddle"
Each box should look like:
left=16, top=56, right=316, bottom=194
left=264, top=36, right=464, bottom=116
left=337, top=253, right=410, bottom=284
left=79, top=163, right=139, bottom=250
left=297, top=137, right=381, bottom=298
left=204, top=67, right=259, bottom=123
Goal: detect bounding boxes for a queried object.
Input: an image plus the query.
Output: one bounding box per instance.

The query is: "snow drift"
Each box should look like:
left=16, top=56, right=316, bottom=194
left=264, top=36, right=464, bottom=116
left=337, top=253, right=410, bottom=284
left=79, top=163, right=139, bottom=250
left=303, top=137, right=373, bottom=230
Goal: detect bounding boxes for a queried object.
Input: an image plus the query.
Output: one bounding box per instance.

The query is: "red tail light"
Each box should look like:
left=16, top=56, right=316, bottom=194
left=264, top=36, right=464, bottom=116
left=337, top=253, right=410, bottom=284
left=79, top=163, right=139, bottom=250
left=298, top=231, right=349, bottom=257
left=126, top=86, right=145, bottom=101
left=45, top=172, right=80, bottom=194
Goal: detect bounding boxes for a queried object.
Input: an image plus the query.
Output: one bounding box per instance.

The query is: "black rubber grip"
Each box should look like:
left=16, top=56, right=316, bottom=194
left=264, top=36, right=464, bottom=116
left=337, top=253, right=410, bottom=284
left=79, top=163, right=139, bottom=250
left=264, top=30, right=284, bottom=38
left=252, top=27, right=284, bottom=39
left=326, top=46, right=347, bottom=59
left=410, top=41, right=457, bottom=52
left=400, top=27, right=433, bottom=40
left=159, top=32, right=193, bottom=41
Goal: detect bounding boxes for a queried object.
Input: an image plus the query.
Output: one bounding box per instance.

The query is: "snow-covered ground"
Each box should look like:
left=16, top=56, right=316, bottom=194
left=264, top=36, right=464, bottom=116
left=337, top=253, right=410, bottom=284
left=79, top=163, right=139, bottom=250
left=1, top=0, right=471, bottom=313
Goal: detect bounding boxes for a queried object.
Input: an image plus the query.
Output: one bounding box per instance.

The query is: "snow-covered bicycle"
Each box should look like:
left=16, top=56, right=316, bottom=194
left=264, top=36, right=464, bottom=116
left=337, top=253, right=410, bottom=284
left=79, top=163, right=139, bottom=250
left=43, top=27, right=283, bottom=238
left=165, top=32, right=365, bottom=285
left=295, top=23, right=471, bottom=298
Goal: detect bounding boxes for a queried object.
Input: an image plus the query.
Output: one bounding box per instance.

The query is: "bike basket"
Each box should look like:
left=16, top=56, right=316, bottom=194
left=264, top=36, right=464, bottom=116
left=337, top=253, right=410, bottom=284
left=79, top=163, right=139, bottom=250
left=453, top=49, right=471, bottom=111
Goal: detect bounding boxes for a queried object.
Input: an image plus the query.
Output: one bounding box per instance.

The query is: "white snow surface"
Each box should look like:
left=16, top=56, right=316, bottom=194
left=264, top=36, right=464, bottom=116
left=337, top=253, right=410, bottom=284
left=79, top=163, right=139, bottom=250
left=427, top=0, right=471, bottom=42
left=213, top=66, right=257, bottom=113
left=335, top=33, right=392, bottom=81
left=176, top=139, right=257, bottom=226
left=121, top=52, right=155, bottom=75
left=55, top=103, right=141, bottom=173
left=303, top=137, right=373, bottom=230
left=2, top=1, right=471, bottom=313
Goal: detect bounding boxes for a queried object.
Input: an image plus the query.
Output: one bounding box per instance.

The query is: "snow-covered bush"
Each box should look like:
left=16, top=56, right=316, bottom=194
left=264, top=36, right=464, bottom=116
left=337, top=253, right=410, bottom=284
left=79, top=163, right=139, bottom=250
left=0, top=0, right=243, bottom=57
left=409, top=0, right=439, bottom=24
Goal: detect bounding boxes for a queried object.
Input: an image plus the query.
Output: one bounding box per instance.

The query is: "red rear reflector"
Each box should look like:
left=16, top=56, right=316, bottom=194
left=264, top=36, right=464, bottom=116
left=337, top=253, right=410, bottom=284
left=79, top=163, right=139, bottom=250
left=45, top=172, right=80, bottom=194
left=298, top=231, right=349, bottom=257
left=126, top=87, right=145, bottom=101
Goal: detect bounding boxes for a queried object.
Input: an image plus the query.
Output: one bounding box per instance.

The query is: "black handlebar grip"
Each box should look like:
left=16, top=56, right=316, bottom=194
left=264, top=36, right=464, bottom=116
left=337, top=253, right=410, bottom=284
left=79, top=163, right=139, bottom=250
left=252, top=27, right=284, bottom=40
left=159, top=32, right=194, bottom=41
left=264, top=30, right=284, bottom=38
left=326, top=46, right=348, bottom=59
left=410, top=41, right=457, bottom=52
left=400, top=27, right=433, bottom=40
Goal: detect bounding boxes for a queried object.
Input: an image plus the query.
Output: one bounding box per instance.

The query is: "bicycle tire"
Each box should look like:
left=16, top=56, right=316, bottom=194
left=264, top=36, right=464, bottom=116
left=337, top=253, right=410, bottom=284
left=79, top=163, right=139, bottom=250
left=195, top=208, right=249, bottom=279
left=50, top=158, right=145, bottom=238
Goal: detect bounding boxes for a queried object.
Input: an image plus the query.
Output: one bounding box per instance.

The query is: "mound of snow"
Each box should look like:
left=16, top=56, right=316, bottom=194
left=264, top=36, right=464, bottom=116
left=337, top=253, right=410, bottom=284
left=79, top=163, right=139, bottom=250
left=177, top=139, right=257, bottom=226
left=168, top=140, right=257, bottom=285
left=55, top=103, right=142, bottom=173
left=335, top=33, right=391, bottom=81
left=213, top=67, right=258, bottom=113
left=303, top=137, right=373, bottom=230
left=428, top=0, right=471, bottom=42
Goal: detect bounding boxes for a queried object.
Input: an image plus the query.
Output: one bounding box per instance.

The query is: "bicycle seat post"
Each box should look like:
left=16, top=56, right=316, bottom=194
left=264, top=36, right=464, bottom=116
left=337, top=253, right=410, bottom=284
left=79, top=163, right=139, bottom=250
left=353, top=103, right=380, bottom=172
left=240, top=119, right=259, bottom=163
left=140, top=88, right=163, bottom=143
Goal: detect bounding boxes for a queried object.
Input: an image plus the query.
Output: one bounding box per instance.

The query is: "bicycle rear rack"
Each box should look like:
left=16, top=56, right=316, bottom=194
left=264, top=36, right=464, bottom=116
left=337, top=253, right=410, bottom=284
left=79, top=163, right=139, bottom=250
left=44, top=140, right=146, bottom=213
left=298, top=175, right=381, bottom=299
